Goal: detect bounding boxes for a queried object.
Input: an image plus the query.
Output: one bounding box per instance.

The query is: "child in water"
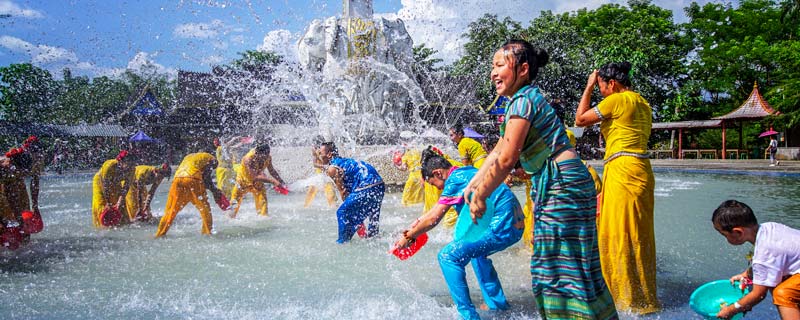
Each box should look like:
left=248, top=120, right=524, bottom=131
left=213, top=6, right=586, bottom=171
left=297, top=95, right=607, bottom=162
left=392, top=146, right=524, bottom=320
left=318, top=141, right=384, bottom=243
left=712, top=200, right=800, bottom=319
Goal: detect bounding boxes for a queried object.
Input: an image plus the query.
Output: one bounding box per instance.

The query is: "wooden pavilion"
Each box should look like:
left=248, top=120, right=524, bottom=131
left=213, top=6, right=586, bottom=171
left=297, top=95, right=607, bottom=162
left=714, top=82, right=780, bottom=159
left=651, top=82, right=779, bottom=159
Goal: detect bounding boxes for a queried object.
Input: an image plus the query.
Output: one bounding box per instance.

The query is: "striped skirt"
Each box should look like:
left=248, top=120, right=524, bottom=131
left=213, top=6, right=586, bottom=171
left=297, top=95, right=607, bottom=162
left=530, top=158, right=617, bottom=319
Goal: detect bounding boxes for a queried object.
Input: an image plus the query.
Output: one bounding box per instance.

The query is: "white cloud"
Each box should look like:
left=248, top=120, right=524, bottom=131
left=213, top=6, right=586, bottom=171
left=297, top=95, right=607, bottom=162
left=173, top=19, right=227, bottom=39
left=257, top=29, right=297, bottom=62
left=125, top=52, right=177, bottom=78
left=201, top=54, right=225, bottom=66
left=0, top=35, right=79, bottom=65
left=380, top=0, right=717, bottom=65
left=0, top=0, right=43, bottom=19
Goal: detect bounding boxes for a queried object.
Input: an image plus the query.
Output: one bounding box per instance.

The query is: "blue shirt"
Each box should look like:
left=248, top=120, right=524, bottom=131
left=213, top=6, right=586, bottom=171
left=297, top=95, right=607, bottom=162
left=329, top=157, right=383, bottom=193
left=439, top=166, right=522, bottom=241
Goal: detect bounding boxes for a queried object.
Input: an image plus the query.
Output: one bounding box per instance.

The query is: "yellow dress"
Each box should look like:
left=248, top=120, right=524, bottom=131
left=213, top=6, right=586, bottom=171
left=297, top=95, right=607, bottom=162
left=155, top=152, right=216, bottom=237
left=521, top=179, right=534, bottom=252
left=92, top=159, right=133, bottom=228
left=230, top=149, right=270, bottom=217
left=215, top=146, right=237, bottom=199
left=400, top=149, right=424, bottom=206
left=457, top=137, right=488, bottom=168
left=304, top=167, right=337, bottom=208
left=595, top=91, right=660, bottom=314
left=125, top=165, right=157, bottom=220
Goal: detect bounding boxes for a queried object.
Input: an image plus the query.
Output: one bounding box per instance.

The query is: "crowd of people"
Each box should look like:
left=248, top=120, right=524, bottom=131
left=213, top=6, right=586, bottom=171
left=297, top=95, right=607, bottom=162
left=1, top=38, right=798, bottom=320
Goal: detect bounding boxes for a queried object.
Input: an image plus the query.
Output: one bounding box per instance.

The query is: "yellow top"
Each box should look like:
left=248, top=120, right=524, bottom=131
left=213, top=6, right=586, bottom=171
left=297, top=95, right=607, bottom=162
left=174, top=153, right=215, bottom=180
left=596, top=91, right=652, bottom=159
left=235, top=148, right=270, bottom=186
left=133, top=165, right=157, bottom=185
left=401, top=149, right=422, bottom=172
left=97, top=159, right=120, bottom=181
left=96, top=159, right=133, bottom=192
left=457, top=137, right=487, bottom=167
left=566, top=129, right=576, bottom=147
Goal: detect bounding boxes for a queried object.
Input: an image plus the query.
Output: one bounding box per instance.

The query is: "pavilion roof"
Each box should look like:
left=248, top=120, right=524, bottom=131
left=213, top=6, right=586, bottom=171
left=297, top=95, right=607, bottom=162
left=713, top=82, right=780, bottom=120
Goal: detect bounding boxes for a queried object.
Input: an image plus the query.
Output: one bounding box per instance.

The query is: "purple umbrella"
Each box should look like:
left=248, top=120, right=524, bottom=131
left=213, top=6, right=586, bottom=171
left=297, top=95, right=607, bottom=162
left=463, top=127, right=484, bottom=139
left=758, top=129, right=778, bottom=138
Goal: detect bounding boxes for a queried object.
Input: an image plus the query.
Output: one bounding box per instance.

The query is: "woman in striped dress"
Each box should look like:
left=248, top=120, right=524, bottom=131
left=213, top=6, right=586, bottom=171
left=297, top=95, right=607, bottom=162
left=465, top=39, right=617, bottom=319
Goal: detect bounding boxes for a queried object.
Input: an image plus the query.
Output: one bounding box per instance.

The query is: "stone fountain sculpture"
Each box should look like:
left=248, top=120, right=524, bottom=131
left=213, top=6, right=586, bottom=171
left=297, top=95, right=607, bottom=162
left=296, top=0, right=422, bottom=144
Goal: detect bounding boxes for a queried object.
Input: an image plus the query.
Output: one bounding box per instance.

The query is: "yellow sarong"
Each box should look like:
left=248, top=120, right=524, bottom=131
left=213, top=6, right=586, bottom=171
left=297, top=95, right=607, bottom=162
left=599, top=157, right=659, bottom=314
left=400, top=149, right=424, bottom=206
left=595, top=90, right=660, bottom=314
left=522, top=179, right=533, bottom=252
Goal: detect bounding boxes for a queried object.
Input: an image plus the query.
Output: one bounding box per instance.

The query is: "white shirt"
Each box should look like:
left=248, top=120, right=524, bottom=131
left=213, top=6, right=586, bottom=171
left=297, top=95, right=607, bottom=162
left=752, top=222, right=800, bottom=287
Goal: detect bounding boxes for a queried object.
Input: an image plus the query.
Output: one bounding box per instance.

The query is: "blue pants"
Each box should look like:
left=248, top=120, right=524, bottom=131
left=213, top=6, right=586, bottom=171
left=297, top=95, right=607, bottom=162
left=438, top=231, right=521, bottom=319
left=336, top=183, right=384, bottom=243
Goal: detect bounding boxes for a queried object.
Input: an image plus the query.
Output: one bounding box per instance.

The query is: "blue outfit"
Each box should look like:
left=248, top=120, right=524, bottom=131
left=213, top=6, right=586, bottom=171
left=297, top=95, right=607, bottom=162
left=330, top=157, right=384, bottom=243
left=437, top=166, right=524, bottom=320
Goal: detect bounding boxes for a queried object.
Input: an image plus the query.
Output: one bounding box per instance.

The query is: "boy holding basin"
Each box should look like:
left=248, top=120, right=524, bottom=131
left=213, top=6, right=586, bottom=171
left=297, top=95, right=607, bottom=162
left=712, top=200, right=800, bottom=319
left=391, top=146, right=524, bottom=320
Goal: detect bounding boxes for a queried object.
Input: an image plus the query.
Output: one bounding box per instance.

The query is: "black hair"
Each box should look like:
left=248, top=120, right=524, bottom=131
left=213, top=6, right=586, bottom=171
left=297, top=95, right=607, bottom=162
left=320, top=141, right=339, bottom=158
left=597, top=61, right=633, bottom=87
left=712, top=200, right=758, bottom=232
left=499, top=39, right=550, bottom=85
left=255, top=143, right=271, bottom=155
left=312, top=135, right=326, bottom=147
left=449, top=123, right=463, bottom=136
left=420, top=146, right=452, bottom=180
left=9, top=152, right=33, bottom=171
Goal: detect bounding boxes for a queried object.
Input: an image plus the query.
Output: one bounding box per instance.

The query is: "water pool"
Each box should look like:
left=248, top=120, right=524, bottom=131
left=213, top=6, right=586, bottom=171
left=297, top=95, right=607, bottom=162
left=1, top=171, right=798, bottom=319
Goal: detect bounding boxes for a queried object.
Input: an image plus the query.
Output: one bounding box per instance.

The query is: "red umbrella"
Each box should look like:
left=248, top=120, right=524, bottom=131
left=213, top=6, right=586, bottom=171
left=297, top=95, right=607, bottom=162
left=758, top=129, right=779, bottom=138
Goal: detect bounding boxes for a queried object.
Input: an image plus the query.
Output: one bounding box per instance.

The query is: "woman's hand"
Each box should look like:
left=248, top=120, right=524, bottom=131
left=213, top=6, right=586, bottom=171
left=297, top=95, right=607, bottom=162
left=468, top=193, right=487, bottom=224
left=586, top=69, right=598, bottom=88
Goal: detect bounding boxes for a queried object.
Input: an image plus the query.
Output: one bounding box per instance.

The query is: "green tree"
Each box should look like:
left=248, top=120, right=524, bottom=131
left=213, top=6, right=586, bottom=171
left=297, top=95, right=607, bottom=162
left=412, top=43, right=444, bottom=74
left=231, top=50, right=283, bottom=69
left=780, top=0, right=800, bottom=23
left=0, top=63, right=59, bottom=123
left=452, top=14, right=523, bottom=107
left=683, top=0, right=799, bottom=121
left=570, top=0, right=689, bottom=121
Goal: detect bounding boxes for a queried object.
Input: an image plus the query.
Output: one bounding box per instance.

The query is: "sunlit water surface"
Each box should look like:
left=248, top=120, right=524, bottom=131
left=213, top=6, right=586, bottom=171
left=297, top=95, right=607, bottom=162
left=1, top=171, right=798, bottom=319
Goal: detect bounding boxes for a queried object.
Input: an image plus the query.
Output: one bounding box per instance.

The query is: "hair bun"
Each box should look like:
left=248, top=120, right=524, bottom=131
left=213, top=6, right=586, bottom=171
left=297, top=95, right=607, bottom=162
left=618, top=61, right=632, bottom=74
left=534, top=47, right=549, bottom=68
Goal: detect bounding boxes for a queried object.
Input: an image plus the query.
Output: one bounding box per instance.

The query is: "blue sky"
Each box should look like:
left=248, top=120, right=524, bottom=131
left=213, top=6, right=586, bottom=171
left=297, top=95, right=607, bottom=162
left=0, top=0, right=717, bottom=79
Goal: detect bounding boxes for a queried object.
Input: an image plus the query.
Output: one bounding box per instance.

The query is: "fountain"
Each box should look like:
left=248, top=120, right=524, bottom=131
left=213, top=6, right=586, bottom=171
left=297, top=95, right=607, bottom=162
left=293, top=0, right=423, bottom=144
